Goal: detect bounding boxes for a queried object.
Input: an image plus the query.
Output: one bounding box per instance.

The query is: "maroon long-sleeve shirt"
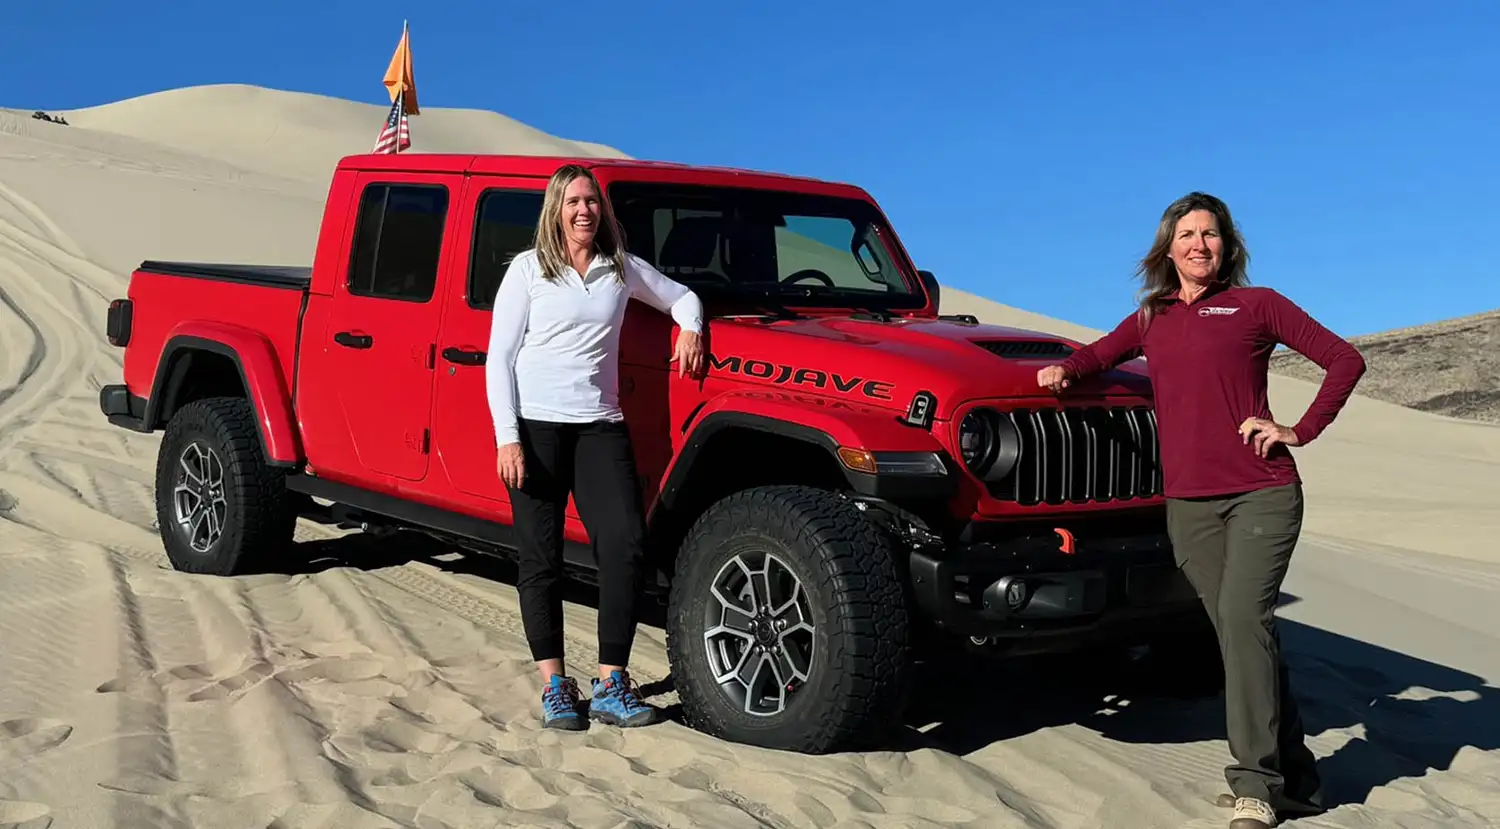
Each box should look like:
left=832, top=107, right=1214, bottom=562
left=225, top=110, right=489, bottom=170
left=1059, top=284, right=1366, bottom=499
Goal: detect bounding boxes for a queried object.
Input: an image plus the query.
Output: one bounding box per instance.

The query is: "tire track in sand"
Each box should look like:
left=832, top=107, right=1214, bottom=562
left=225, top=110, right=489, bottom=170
left=369, top=562, right=637, bottom=680
left=0, top=186, right=95, bottom=461
left=0, top=282, right=45, bottom=412
left=0, top=525, right=104, bottom=828
left=0, top=175, right=158, bottom=561
left=0, top=178, right=88, bottom=260
left=93, top=550, right=191, bottom=829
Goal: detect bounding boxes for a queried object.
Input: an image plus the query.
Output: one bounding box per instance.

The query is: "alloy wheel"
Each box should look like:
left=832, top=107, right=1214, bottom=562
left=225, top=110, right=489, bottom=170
left=702, top=551, right=816, bottom=716
left=172, top=441, right=228, bottom=554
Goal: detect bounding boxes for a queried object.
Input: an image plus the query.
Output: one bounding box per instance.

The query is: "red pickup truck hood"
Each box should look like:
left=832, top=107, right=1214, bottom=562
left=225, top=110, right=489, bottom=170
left=703, top=313, right=1153, bottom=418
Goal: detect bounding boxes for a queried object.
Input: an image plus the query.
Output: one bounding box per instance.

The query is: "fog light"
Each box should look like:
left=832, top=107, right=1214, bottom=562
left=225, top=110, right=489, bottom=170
left=1003, top=577, right=1029, bottom=611
left=981, top=575, right=1032, bottom=618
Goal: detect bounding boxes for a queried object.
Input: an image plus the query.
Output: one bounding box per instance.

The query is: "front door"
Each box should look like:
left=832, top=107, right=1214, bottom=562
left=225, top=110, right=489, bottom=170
left=322, top=173, right=460, bottom=483
left=430, top=177, right=552, bottom=511
left=616, top=304, right=683, bottom=509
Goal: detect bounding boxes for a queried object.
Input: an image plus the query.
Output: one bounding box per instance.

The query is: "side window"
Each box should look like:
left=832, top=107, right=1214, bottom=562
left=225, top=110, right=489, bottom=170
left=468, top=189, right=545, bottom=310
left=648, top=206, right=729, bottom=282
left=347, top=183, right=450, bottom=302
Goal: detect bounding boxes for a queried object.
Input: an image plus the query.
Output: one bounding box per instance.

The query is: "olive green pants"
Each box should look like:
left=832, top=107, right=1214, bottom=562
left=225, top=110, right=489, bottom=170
left=1166, top=482, right=1323, bottom=812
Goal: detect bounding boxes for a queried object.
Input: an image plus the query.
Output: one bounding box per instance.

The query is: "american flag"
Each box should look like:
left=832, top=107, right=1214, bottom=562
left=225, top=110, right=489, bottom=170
left=372, top=90, right=411, bottom=154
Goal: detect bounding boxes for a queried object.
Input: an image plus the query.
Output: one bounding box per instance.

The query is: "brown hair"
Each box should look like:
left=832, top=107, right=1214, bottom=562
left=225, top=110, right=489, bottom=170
left=532, top=164, right=630, bottom=284
left=1135, top=191, right=1250, bottom=327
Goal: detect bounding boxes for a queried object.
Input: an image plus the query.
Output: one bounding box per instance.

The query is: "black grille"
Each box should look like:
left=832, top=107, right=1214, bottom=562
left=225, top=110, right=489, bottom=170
left=988, top=406, right=1162, bottom=505
left=974, top=340, right=1075, bottom=359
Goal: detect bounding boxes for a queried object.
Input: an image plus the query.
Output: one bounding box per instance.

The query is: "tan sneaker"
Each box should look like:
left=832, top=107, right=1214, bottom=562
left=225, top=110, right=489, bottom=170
left=1229, top=797, right=1278, bottom=828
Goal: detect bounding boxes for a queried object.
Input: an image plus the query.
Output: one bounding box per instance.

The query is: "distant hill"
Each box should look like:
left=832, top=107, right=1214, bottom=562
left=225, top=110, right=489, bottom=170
left=47, top=83, right=627, bottom=186
left=1270, top=309, right=1500, bottom=423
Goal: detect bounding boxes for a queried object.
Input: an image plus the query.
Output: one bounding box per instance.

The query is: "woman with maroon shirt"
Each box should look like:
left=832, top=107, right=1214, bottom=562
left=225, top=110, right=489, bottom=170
left=1037, top=192, right=1365, bottom=829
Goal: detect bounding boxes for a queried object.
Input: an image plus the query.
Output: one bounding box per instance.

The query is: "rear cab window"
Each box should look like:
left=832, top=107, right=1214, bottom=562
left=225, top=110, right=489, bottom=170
left=347, top=183, right=451, bottom=303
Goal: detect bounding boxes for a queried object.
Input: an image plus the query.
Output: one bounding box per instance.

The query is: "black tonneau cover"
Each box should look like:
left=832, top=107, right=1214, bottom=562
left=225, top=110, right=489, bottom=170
left=138, top=260, right=312, bottom=290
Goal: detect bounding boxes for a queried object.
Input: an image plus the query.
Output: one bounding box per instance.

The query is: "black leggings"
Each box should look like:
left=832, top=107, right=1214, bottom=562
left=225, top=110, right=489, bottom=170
left=504, top=418, right=647, bottom=667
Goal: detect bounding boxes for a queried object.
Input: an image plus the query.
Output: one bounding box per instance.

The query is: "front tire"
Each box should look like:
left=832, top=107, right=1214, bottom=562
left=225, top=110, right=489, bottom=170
left=665, top=485, right=913, bottom=754
left=153, top=397, right=296, bottom=576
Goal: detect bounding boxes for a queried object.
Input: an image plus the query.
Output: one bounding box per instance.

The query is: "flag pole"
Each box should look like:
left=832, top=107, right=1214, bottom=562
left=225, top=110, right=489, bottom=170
left=376, top=18, right=415, bottom=155
left=398, top=19, right=405, bottom=154
left=395, top=88, right=404, bottom=154
left=397, top=19, right=409, bottom=154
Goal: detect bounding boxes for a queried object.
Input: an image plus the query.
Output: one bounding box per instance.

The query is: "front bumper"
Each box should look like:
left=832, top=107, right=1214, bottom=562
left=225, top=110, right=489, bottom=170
left=908, top=526, right=1203, bottom=651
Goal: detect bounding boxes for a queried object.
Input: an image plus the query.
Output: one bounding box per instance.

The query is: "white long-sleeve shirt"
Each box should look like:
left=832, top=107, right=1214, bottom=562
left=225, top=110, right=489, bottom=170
left=485, top=248, right=704, bottom=447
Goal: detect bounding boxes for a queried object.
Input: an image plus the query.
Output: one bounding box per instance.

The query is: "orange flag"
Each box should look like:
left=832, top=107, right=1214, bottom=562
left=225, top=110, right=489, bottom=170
left=382, top=22, right=419, bottom=115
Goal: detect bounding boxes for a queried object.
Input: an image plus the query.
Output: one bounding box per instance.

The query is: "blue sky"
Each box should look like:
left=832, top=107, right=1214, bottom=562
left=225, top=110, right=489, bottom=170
left=8, top=1, right=1497, bottom=337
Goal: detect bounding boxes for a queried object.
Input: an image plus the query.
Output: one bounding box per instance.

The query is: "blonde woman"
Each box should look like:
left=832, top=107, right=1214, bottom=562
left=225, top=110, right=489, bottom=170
left=485, top=164, right=705, bottom=730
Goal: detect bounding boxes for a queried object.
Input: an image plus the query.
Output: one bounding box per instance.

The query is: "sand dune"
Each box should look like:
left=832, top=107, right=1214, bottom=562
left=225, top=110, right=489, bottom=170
left=52, top=83, right=626, bottom=185
left=1270, top=309, right=1500, bottom=425
left=1, top=84, right=1498, bottom=828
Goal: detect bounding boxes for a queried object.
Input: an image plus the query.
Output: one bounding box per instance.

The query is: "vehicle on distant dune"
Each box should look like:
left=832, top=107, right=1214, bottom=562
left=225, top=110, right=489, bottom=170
left=99, top=151, right=1218, bottom=754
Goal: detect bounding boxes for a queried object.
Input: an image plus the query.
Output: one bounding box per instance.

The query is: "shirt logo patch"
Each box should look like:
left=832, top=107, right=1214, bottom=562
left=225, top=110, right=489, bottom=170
left=1198, top=305, right=1240, bottom=317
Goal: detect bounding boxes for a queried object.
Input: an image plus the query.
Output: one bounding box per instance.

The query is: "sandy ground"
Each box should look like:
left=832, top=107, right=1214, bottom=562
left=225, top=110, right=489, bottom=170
left=1, top=85, right=1498, bottom=828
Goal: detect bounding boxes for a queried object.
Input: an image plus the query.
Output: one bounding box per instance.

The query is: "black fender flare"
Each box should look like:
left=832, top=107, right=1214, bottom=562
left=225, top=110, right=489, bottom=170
left=653, top=410, right=952, bottom=516
left=143, top=334, right=300, bottom=468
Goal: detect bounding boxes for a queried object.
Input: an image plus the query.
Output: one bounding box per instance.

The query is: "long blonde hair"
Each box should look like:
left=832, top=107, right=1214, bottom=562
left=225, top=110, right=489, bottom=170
left=1135, top=191, right=1250, bottom=328
left=531, top=164, right=630, bottom=283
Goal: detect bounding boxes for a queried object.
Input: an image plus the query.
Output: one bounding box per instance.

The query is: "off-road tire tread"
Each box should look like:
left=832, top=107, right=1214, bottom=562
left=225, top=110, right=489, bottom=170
left=666, top=485, right=913, bottom=754
left=154, top=396, right=295, bottom=575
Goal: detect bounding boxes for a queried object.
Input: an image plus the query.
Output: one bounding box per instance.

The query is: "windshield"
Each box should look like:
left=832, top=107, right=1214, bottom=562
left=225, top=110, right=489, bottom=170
left=608, top=181, right=927, bottom=311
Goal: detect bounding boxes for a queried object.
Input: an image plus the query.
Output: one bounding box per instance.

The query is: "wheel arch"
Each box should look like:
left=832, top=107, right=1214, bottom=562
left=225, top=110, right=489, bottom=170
left=646, top=397, right=956, bottom=553
left=653, top=411, right=853, bottom=511
left=143, top=327, right=302, bottom=467
left=643, top=413, right=848, bottom=573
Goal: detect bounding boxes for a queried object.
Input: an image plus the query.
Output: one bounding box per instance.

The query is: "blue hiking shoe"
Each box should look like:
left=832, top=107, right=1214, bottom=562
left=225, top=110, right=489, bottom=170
left=589, top=670, right=657, bottom=727
left=540, top=675, right=586, bottom=731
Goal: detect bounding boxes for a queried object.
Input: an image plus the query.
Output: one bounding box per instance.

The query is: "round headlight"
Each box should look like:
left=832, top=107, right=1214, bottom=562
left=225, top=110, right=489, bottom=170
left=958, top=408, right=1022, bottom=482
left=959, top=409, right=998, bottom=474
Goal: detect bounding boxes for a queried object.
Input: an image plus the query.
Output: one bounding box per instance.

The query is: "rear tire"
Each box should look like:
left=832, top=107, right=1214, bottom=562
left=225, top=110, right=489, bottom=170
left=665, top=485, right=913, bottom=754
left=153, top=397, right=296, bottom=576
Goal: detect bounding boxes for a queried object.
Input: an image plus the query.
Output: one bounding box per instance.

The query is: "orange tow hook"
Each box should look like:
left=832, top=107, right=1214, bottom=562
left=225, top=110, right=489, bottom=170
left=1053, top=527, right=1076, bottom=555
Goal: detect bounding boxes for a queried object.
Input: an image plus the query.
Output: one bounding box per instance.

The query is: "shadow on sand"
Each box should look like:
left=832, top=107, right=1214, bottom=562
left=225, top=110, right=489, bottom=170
left=263, top=530, right=1500, bottom=812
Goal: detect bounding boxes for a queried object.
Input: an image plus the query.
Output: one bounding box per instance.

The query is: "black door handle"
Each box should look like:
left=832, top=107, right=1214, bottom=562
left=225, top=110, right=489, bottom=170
left=334, top=331, right=373, bottom=349
left=442, top=346, right=486, bottom=366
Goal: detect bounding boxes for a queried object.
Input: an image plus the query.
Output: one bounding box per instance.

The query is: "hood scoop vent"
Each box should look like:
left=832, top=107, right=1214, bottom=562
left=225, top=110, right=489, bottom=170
left=974, top=340, right=1076, bottom=359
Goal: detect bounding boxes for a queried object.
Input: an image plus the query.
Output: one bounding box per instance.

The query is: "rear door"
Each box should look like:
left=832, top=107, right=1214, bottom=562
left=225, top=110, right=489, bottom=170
left=321, top=172, right=461, bottom=483
left=430, top=177, right=551, bottom=508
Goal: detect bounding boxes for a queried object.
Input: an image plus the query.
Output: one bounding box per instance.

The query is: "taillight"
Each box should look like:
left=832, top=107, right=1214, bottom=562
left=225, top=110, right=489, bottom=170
left=107, top=298, right=133, bottom=347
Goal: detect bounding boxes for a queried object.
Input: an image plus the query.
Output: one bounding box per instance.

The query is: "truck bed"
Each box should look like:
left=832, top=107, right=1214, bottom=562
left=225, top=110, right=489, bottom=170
left=139, top=260, right=312, bottom=291
left=114, top=259, right=313, bottom=427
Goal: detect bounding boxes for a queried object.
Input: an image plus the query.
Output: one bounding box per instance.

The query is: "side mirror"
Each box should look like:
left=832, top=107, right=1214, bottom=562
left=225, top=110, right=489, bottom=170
left=917, top=269, right=940, bottom=309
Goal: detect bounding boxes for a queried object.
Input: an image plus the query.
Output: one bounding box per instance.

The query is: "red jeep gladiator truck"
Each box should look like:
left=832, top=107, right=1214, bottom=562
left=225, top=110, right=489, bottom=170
left=99, top=152, right=1216, bottom=754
